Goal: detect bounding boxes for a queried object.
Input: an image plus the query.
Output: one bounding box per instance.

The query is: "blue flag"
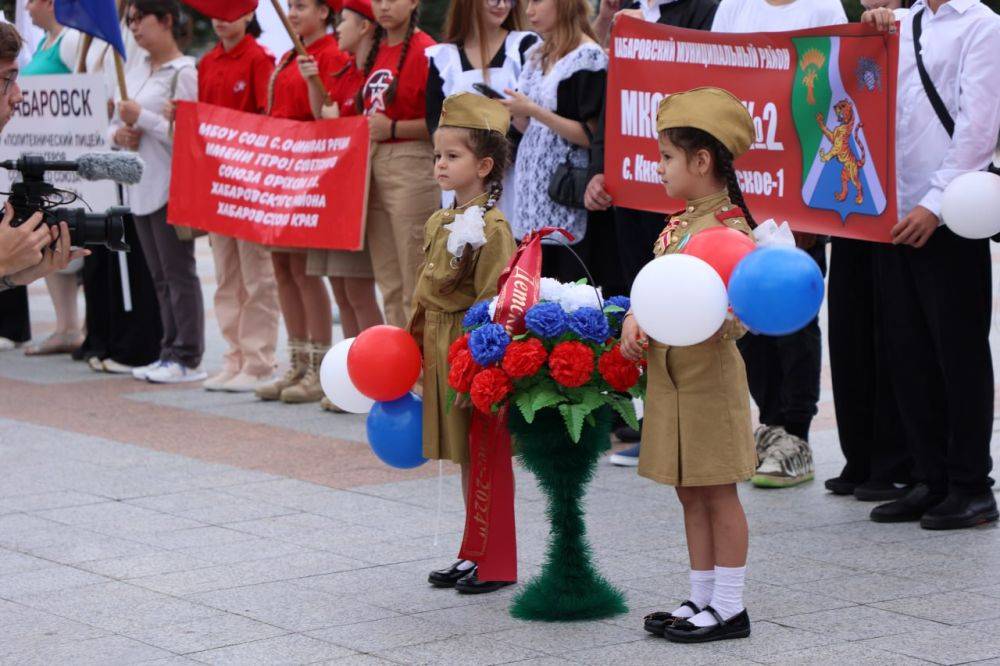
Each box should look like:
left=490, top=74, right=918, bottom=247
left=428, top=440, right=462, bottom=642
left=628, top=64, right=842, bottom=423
left=54, top=0, right=127, bottom=59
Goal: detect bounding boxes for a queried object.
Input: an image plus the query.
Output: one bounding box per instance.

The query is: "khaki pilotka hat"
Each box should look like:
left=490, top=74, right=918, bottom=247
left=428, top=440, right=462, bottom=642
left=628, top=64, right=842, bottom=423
left=439, top=92, right=510, bottom=135
left=656, top=87, right=755, bottom=159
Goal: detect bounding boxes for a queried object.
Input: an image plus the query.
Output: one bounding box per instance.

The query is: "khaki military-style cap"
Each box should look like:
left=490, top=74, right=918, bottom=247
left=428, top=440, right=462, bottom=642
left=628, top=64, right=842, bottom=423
left=656, top=87, right=755, bottom=158
left=439, top=92, right=510, bottom=135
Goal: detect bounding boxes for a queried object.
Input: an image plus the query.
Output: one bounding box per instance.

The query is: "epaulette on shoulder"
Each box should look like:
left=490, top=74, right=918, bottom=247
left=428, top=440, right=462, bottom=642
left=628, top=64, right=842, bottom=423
left=715, top=206, right=745, bottom=224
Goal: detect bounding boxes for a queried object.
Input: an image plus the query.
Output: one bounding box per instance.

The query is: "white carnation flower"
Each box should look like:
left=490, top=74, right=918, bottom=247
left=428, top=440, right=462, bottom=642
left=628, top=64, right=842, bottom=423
left=539, top=277, right=566, bottom=303
left=558, top=283, right=603, bottom=313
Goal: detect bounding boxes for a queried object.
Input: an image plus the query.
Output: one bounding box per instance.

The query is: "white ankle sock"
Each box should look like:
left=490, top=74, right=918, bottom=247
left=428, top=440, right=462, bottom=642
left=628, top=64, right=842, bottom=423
left=672, top=569, right=714, bottom=618
left=457, top=559, right=475, bottom=571
left=689, top=565, right=746, bottom=627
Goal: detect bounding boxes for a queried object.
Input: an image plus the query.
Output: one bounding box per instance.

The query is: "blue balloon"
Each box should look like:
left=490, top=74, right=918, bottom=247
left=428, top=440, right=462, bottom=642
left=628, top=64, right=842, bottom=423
left=729, top=246, right=825, bottom=336
left=366, top=393, right=427, bottom=469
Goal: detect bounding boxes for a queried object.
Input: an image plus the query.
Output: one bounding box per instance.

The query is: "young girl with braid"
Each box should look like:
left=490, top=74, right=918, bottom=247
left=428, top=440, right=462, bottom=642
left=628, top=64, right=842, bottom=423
left=254, top=0, right=347, bottom=405
left=620, top=88, right=757, bottom=644
left=358, top=0, right=439, bottom=328
left=409, top=93, right=516, bottom=594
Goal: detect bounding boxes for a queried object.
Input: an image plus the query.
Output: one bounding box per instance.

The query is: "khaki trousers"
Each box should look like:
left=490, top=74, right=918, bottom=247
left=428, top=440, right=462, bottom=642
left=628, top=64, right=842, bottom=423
left=210, top=233, right=280, bottom=377
left=366, top=141, right=439, bottom=328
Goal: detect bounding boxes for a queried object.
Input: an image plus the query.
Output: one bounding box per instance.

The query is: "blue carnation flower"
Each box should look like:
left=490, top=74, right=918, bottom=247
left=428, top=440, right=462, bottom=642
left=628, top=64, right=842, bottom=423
left=568, top=307, right=611, bottom=344
left=463, top=301, right=491, bottom=329
left=525, top=302, right=568, bottom=339
left=469, top=323, right=510, bottom=366
left=604, top=295, right=631, bottom=332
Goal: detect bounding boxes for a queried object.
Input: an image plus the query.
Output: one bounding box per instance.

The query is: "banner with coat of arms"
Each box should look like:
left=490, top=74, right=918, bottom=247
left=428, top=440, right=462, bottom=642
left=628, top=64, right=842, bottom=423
left=606, top=19, right=899, bottom=242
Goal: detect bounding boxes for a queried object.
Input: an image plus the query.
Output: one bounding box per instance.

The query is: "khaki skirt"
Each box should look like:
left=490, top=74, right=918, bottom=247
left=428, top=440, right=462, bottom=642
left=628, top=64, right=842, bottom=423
left=638, top=339, right=756, bottom=487
left=305, top=246, right=375, bottom=278
left=422, top=309, right=471, bottom=463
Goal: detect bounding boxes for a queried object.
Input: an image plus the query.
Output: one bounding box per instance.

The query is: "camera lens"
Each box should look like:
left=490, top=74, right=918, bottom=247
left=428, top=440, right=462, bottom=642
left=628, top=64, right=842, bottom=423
left=51, top=208, right=131, bottom=252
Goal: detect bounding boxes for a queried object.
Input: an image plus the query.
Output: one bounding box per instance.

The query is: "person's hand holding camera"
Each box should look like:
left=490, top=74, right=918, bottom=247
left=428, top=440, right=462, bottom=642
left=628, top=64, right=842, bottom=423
left=0, top=203, right=50, bottom=276
left=0, top=204, right=90, bottom=288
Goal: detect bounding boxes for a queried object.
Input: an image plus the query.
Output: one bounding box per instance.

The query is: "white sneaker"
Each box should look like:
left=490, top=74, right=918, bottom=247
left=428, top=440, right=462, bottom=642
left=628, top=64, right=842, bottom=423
left=0, top=337, right=17, bottom=351
left=752, top=432, right=814, bottom=488
left=221, top=371, right=272, bottom=393
left=102, top=359, right=136, bottom=375
left=132, top=360, right=165, bottom=380
left=146, top=361, right=208, bottom=384
left=204, top=368, right=239, bottom=391
left=754, top=425, right=786, bottom=465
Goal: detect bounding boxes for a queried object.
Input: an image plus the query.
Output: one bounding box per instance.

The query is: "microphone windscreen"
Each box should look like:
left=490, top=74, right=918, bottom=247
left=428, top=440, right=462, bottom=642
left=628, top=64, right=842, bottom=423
left=76, top=152, right=145, bottom=185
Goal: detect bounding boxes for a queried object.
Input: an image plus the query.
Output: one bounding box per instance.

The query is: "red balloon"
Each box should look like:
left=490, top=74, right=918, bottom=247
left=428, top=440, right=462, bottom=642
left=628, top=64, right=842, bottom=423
left=347, top=325, right=422, bottom=401
left=681, top=226, right=756, bottom=286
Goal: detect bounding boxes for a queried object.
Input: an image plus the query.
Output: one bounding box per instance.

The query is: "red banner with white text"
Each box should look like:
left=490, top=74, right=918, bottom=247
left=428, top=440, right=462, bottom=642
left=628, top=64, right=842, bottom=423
left=606, top=18, right=898, bottom=242
left=168, top=101, right=370, bottom=249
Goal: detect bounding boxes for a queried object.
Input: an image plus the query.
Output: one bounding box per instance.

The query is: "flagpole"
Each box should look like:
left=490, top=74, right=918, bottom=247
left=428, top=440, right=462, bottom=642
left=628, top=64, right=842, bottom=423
left=114, top=0, right=129, bottom=100
left=76, top=34, right=94, bottom=73
left=267, top=0, right=332, bottom=106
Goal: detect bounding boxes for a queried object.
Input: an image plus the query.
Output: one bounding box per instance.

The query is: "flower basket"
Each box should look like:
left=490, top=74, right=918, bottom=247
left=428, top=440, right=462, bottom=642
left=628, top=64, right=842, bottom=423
left=450, top=278, right=644, bottom=621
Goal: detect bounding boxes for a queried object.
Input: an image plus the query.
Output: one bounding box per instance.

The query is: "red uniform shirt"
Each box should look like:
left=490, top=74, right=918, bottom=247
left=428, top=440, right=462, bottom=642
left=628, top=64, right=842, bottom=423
left=361, top=30, right=436, bottom=130
left=198, top=35, right=275, bottom=113
left=269, top=34, right=349, bottom=120
left=328, top=58, right=364, bottom=117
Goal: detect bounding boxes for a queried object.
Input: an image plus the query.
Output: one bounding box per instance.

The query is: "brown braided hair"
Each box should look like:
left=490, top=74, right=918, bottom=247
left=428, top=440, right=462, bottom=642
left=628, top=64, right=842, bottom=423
left=663, top=126, right=756, bottom=229
left=354, top=5, right=419, bottom=112
left=439, top=128, right=511, bottom=295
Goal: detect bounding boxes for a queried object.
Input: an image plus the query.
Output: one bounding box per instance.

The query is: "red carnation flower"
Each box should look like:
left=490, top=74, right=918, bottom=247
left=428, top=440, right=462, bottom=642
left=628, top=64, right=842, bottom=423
left=598, top=344, right=641, bottom=392
left=470, top=367, right=514, bottom=414
left=501, top=338, right=548, bottom=379
left=448, top=349, right=481, bottom=393
left=448, top=334, right=470, bottom=364
left=548, top=341, right=595, bottom=388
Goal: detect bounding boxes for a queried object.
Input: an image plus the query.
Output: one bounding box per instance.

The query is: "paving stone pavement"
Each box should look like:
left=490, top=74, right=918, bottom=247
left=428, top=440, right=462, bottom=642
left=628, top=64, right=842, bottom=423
left=0, top=242, right=999, bottom=665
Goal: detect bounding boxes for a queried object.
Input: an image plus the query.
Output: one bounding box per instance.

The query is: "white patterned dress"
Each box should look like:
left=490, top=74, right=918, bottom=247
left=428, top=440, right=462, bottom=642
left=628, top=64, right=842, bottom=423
left=513, top=42, right=608, bottom=244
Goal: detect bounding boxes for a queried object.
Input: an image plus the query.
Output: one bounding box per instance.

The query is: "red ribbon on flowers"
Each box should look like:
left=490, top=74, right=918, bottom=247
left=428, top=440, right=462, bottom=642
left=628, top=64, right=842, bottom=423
left=493, top=227, right=574, bottom=335
left=457, top=227, right=573, bottom=582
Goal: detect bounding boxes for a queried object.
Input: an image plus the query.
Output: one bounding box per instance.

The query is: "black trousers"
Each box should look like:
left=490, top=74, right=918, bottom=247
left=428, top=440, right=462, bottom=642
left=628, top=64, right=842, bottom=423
left=828, top=238, right=912, bottom=484
left=614, top=206, right=667, bottom=292
left=78, top=218, right=162, bottom=367
left=874, top=228, right=994, bottom=495
left=0, top=286, right=30, bottom=343
left=737, top=241, right=827, bottom=440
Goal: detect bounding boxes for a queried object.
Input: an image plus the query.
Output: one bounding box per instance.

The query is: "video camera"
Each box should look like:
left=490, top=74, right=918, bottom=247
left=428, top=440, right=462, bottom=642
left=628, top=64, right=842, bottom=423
left=0, top=152, right=146, bottom=252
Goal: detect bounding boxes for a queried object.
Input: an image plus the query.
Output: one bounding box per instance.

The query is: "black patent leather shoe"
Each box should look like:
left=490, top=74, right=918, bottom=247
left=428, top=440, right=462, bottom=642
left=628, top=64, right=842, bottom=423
left=454, top=569, right=515, bottom=594
left=664, top=606, right=751, bottom=643
left=644, top=601, right=700, bottom=635
left=824, top=476, right=858, bottom=496
left=854, top=481, right=910, bottom=502
left=920, top=492, right=999, bottom=530
left=870, top=483, right=945, bottom=523
left=428, top=560, right=475, bottom=588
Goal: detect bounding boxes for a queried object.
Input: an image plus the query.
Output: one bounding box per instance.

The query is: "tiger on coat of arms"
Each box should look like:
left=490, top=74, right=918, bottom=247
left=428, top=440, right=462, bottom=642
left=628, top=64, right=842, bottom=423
left=815, top=99, right=866, bottom=205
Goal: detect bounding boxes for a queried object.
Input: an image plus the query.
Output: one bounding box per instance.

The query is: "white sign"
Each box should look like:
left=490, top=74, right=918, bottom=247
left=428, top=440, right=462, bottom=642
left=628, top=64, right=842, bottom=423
left=0, top=73, right=116, bottom=211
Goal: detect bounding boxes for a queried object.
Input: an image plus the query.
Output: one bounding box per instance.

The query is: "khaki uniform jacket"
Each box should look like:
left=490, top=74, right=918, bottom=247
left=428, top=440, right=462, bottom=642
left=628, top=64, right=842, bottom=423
left=409, top=193, right=517, bottom=463
left=637, top=190, right=757, bottom=487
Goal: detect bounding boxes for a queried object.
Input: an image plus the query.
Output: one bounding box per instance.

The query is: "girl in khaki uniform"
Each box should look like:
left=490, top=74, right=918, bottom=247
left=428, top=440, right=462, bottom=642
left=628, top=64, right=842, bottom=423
left=408, top=93, right=516, bottom=595
left=620, top=88, right=757, bottom=644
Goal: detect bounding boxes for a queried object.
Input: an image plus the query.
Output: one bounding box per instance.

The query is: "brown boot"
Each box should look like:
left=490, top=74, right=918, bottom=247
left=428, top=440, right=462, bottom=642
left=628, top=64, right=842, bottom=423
left=255, top=340, right=306, bottom=401
left=280, top=342, right=328, bottom=404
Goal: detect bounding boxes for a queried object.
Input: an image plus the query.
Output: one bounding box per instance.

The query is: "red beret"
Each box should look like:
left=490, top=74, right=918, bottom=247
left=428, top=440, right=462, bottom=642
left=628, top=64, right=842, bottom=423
left=341, top=0, right=374, bottom=20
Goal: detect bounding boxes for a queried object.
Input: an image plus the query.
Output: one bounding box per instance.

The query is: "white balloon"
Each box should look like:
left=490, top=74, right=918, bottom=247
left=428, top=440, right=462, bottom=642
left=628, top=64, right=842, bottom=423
left=941, top=171, right=1000, bottom=239
left=630, top=254, right=729, bottom=346
left=319, top=338, right=375, bottom=414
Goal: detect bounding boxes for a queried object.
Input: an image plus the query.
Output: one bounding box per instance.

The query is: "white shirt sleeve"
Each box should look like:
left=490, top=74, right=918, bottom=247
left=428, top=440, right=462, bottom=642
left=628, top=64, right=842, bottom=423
left=134, top=66, right=197, bottom=149
left=919, top=19, right=1000, bottom=216
left=59, top=29, right=81, bottom=72
left=711, top=0, right=737, bottom=32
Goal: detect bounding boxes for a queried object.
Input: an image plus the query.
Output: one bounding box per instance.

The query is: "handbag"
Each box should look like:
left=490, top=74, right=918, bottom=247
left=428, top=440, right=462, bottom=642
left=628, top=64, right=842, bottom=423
left=166, top=64, right=207, bottom=242
left=913, top=8, right=1000, bottom=179
left=547, top=122, right=593, bottom=209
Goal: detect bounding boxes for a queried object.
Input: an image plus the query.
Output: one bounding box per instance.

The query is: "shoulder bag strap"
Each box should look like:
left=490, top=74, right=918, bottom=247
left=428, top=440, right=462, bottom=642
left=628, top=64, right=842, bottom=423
left=912, top=8, right=954, bottom=137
